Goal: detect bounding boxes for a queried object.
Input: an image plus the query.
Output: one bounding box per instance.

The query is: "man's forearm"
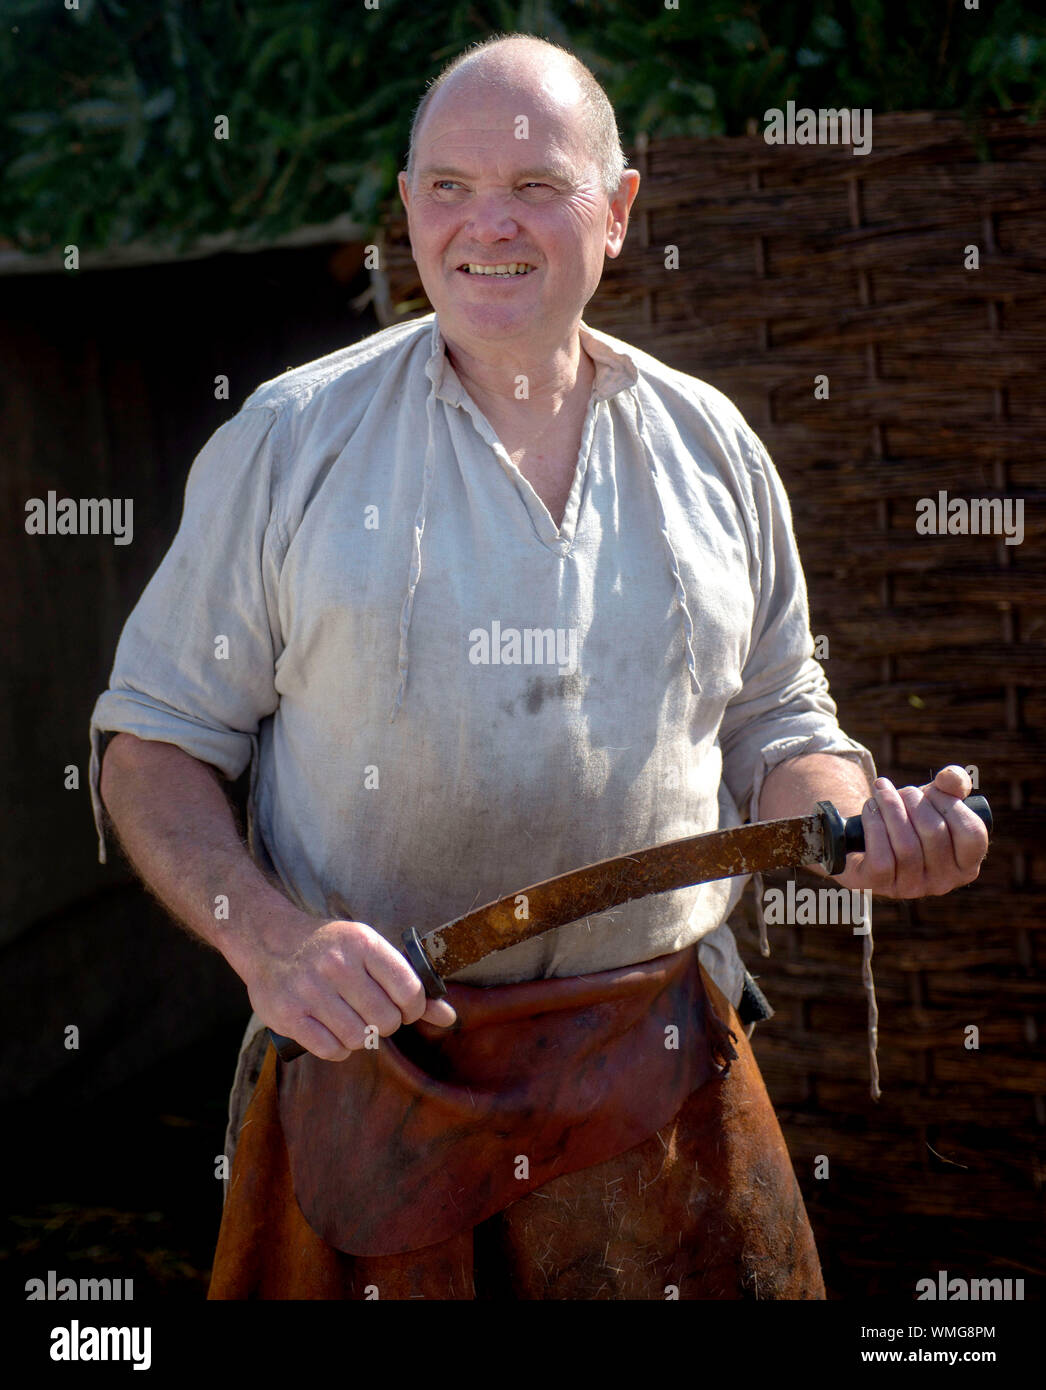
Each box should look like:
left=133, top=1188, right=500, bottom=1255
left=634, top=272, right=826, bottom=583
left=759, top=751, right=873, bottom=819
left=99, top=732, right=457, bottom=1054
left=758, top=752, right=874, bottom=877
left=98, top=732, right=312, bottom=981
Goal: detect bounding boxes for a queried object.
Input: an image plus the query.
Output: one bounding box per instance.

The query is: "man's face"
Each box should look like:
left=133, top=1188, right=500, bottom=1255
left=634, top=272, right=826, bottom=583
left=398, top=66, right=638, bottom=356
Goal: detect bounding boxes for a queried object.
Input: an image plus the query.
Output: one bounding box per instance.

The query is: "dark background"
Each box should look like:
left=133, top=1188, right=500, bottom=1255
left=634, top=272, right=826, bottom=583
left=1, top=242, right=378, bottom=1298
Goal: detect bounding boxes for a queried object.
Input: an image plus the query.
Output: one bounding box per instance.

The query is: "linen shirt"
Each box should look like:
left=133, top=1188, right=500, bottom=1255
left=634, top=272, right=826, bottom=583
left=88, top=312, right=875, bottom=1025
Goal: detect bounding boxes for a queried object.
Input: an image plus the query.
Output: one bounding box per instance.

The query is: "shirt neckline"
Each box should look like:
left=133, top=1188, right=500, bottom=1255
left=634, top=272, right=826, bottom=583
left=423, top=312, right=639, bottom=406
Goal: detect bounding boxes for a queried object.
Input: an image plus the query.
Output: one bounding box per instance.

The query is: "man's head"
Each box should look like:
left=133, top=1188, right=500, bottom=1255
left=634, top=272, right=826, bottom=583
left=404, top=35, right=627, bottom=199
left=397, top=34, right=640, bottom=359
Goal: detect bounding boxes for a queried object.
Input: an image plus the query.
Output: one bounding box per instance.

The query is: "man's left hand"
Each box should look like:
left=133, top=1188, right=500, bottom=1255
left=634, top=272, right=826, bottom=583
left=831, top=765, right=989, bottom=899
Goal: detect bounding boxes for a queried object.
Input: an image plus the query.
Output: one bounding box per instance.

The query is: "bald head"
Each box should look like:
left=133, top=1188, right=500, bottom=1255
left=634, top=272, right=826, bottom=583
left=404, top=34, right=627, bottom=199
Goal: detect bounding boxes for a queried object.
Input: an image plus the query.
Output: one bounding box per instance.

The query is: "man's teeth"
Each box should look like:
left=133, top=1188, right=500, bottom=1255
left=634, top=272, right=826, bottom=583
left=462, top=263, right=534, bottom=275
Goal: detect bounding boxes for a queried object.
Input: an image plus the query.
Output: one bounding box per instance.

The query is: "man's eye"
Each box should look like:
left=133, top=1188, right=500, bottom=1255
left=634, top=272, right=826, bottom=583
left=429, top=180, right=555, bottom=196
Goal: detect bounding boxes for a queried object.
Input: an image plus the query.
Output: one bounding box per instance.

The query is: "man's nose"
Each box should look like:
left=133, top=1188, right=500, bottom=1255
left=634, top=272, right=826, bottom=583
left=464, top=194, right=520, bottom=240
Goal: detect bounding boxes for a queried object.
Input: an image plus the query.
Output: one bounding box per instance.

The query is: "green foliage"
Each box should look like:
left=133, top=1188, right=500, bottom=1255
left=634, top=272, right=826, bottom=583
left=1, top=0, right=1043, bottom=257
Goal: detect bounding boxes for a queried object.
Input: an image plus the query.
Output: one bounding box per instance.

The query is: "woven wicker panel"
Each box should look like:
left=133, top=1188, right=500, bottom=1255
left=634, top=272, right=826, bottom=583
left=375, top=109, right=1045, bottom=1296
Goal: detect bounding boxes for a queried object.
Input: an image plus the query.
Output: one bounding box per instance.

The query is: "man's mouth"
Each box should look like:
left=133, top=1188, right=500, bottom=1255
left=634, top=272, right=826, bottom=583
left=457, top=262, right=537, bottom=277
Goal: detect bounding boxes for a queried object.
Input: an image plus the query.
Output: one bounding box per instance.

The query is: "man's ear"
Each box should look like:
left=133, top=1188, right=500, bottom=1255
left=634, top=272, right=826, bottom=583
left=397, top=173, right=415, bottom=258
left=606, top=169, right=641, bottom=259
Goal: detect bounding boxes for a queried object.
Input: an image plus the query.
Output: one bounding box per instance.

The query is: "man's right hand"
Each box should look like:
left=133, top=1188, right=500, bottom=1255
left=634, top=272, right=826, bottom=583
left=245, top=917, right=458, bottom=1061
left=98, top=737, right=455, bottom=1060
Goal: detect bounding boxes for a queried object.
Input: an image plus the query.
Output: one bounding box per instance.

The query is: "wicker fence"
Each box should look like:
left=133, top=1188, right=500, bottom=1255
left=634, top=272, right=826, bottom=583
left=374, top=109, right=1045, bottom=1297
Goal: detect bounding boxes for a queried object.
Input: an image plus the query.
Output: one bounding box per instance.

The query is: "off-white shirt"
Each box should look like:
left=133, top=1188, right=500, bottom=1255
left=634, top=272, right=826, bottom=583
left=89, top=312, right=874, bottom=1030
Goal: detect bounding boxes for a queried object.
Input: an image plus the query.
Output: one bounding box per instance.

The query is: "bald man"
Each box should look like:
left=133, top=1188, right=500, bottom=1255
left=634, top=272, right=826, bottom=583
left=91, top=34, right=988, bottom=1300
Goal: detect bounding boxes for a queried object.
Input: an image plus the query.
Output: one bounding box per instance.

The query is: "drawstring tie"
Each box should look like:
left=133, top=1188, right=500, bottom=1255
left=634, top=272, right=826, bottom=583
left=632, top=387, right=701, bottom=696
left=390, top=386, right=439, bottom=722
left=753, top=864, right=881, bottom=1100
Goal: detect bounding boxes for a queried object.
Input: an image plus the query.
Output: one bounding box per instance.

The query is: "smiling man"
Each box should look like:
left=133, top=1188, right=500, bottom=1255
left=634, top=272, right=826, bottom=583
left=396, top=42, right=633, bottom=535
left=91, top=33, right=988, bottom=1301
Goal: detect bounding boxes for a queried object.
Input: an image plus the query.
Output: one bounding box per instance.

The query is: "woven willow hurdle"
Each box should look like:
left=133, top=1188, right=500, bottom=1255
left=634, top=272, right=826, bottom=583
left=374, top=109, right=1045, bottom=1297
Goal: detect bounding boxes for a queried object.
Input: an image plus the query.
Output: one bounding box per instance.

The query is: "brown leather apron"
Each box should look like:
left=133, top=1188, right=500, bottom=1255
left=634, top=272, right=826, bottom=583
left=275, top=944, right=737, bottom=1255
left=208, top=955, right=826, bottom=1299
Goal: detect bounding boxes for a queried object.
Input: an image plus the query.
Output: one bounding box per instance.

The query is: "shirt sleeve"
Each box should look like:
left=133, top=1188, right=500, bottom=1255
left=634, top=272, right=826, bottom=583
left=718, top=432, right=876, bottom=821
left=88, top=404, right=285, bottom=863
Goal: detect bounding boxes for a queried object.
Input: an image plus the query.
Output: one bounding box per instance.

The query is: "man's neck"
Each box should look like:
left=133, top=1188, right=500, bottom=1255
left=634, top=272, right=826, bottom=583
left=444, top=328, right=595, bottom=429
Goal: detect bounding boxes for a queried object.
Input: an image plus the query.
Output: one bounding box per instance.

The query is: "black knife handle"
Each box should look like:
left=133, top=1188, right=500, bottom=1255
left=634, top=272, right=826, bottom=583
left=268, top=927, right=447, bottom=1065
left=817, top=794, right=992, bottom=876
left=269, top=1030, right=306, bottom=1063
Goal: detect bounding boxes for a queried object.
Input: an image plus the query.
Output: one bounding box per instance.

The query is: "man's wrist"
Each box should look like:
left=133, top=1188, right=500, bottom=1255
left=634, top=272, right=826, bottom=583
left=203, top=859, right=317, bottom=979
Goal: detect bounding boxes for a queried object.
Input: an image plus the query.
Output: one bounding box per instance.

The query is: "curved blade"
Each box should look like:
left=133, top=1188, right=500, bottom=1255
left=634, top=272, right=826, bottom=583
left=420, top=813, right=825, bottom=977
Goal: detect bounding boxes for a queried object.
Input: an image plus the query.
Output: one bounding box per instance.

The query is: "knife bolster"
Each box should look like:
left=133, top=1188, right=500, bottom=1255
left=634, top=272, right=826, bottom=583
left=403, top=927, right=448, bottom=998
left=816, top=800, right=848, bottom=876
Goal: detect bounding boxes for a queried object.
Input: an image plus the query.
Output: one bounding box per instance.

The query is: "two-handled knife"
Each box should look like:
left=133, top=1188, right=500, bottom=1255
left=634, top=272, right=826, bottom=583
left=270, top=794, right=991, bottom=1062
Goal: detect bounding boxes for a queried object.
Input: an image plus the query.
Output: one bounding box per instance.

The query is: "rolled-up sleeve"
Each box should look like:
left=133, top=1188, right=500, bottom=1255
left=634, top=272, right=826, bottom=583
left=88, top=405, right=285, bottom=862
left=719, top=434, right=876, bottom=820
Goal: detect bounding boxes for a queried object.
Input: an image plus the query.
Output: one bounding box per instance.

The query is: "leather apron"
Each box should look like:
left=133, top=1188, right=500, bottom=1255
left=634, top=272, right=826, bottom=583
left=276, top=944, right=738, bottom=1255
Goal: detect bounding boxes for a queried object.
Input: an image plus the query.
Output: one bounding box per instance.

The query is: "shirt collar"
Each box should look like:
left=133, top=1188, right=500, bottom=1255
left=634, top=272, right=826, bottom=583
left=424, top=311, right=639, bottom=406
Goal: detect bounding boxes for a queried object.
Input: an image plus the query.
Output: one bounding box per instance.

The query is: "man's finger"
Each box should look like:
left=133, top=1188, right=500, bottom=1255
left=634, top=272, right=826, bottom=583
left=289, top=1011, right=363, bottom=1063
left=360, top=928, right=457, bottom=1027
left=361, top=933, right=439, bottom=1024
left=343, top=920, right=427, bottom=1009
left=421, top=997, right=459, bottom=1027
left=932, top=763, right=972, bottom=799
left=922, top=784, right=991, bottom=873
left=845, top=791, right=896, bottom=891
left=900, top=784, right=958, bottom=883
left=951, top=797, right=991, bottom=870
left=350, top=972, right=407, bottom=1037
left=310, top=995, right=372, bottom=1052
left=869, top=778, right=925, bottom=888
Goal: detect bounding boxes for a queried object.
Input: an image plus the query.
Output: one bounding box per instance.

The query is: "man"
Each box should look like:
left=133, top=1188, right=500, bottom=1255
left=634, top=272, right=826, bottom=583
left=90, top=34, right=988, bottom=1300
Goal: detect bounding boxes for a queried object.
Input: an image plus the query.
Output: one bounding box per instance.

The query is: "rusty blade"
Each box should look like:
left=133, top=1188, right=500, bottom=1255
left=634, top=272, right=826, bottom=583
left=421, top=813, right=826, bottom=977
